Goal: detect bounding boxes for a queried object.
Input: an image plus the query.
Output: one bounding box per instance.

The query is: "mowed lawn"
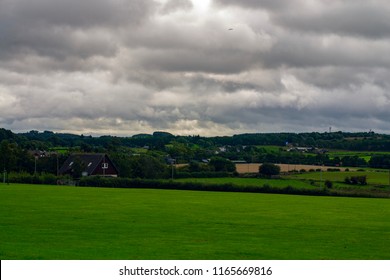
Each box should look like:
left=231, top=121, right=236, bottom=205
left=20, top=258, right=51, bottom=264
left=0, top=184, right=389, bottom=260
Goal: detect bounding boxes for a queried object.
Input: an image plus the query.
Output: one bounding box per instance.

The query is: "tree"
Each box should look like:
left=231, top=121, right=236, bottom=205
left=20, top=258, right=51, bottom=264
left=209, top=157, right=236, bottom=172
left=259, top=163, right=281, bottom=177
left=0, top=140, right=18, bottom=172
left=129, top=155, right=168, bottom=179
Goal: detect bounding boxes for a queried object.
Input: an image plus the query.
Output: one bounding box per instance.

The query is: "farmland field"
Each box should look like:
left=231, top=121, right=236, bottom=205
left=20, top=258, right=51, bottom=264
left=235, top=163, right=352, bottom=174
left=286, top=170, right=390, bottom=189
left=175, top=177, right=315, bottom=189
left=327, top=150, right=390, bottom=161
left=1, top=184, right=390, bottom=260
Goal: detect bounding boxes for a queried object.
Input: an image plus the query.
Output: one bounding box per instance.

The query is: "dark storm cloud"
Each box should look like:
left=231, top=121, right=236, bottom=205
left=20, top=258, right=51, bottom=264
left=1, top=0, right=390, bottom=135
left=1, top=0, right=152, bottom=28
left=0, top=0, right=154, bottom=60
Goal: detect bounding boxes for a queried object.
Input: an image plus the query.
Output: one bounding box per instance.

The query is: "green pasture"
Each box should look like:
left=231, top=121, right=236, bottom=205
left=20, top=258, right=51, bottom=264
left=287, top=170, right=390, bottom=187
left=1, top=184, right=390, bottom=260
left=176, top=177, right=315, bottom=189
left=327, top=150, right=390, bottom=161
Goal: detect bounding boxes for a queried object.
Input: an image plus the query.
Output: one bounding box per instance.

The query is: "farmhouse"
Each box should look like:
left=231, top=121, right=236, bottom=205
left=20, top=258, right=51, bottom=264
left=59, top=153, right=119, bottom=177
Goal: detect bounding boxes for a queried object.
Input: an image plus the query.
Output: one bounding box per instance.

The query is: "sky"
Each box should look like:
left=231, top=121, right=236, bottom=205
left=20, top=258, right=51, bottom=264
left=1, top=0, right=390, bottom=136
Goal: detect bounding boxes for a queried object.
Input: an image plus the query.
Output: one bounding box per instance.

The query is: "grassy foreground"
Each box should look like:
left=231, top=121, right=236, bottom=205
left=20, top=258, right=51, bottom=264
left=0, top=184, right=389, bottom=260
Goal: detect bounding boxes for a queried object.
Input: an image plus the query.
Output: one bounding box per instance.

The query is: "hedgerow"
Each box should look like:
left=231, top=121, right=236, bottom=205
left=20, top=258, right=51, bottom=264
left=77, top=176, right=390, bottom=198
left=3, top=172, right=389, bottom=198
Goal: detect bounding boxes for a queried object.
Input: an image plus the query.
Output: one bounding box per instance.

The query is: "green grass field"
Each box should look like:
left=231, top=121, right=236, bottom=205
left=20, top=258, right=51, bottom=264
left=327, top=150, right=390, bottom=162
left=1, top=183, right=390, bottom=260
left=176, top=177, right=315, bottom=189
left=287, top=170, right=390, bottom=187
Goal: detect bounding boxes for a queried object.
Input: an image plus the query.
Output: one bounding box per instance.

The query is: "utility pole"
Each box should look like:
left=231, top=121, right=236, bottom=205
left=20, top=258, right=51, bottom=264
left=34, top=156, right=38, bottom=175
left=56, top=152, right=59, bottom=177
left=171, top=159, right=175, bottom=180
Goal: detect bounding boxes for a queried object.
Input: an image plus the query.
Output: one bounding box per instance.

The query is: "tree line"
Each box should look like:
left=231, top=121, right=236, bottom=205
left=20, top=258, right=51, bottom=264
left=1, top=128, right=390, bottom=180
left=2, top=128, right=390, bottom=152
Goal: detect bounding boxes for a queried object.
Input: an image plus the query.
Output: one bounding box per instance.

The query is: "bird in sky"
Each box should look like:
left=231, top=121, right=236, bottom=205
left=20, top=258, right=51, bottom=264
left=228, top=28, right=233, bottom=30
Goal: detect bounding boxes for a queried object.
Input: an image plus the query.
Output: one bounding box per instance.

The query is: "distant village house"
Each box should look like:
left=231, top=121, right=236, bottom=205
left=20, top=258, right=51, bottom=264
left=59, top=154, right=119, bottom=177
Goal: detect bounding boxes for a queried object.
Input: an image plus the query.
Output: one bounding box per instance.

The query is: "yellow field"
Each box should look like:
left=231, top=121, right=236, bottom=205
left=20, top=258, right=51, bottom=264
left=235, top=163, right=352, bottom=174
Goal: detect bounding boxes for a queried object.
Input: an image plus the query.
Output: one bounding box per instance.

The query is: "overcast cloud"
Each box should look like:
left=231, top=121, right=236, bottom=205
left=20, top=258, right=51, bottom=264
left=1, top=0, right=390, bottom=136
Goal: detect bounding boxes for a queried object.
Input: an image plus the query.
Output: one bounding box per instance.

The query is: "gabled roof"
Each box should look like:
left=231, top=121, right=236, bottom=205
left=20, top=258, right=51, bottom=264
left=59, top=153, right=115, bottom=175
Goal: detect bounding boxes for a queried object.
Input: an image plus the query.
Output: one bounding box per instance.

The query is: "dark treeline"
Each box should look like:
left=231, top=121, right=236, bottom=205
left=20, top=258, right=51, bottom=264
left=2, top=128, right=390, bottom=151
left=1, top=128, right=390, bottom=177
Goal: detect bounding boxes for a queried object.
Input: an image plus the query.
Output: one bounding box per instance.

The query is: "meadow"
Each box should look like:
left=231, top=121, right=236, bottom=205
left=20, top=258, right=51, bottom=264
left=286, top=170, right=390, bottom=185
left=176, top=177, right=315, bottom=189
left=327, top=150, right=390, bottom=162
left=1, top=183, right=390, bottom=260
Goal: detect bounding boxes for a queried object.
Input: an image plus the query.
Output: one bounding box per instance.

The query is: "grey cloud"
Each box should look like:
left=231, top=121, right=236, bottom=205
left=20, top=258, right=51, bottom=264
left=136, top=49, right=257, bottom=73
left=215, top=0, right=390, bottom=39
left=213, top=0, right=298, bottom=11
left=160, top=0, right=193, bottom=14
left=0, top=0, right=153, bottom=28
left=263, top=33, right=390, bottom=69
left=0, top=0, right=154, bottom=61
left=275, top=2, right=390, bottom=39
left=1, top=0, right=390, bottom=136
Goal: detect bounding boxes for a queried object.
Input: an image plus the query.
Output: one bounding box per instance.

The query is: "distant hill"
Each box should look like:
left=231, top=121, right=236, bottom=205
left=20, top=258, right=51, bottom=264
left=0, top=128, right=389, bottom=152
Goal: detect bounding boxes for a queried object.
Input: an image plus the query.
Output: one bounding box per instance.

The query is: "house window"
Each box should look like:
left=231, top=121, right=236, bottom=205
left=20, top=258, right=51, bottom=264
left=102, top=163, right=108, bottom=169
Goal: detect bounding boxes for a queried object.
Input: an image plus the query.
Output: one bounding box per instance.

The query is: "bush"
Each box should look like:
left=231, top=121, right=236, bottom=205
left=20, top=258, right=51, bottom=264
left=344, top=175, right=367, bottom=185
left=324, top=180, right=333, bottom=189
left=357, top=175, right=367, bottom=185
left=259, top=163, right=281, bottom=177
left=209, top=157, right=236, bottom=172
left=7, top=172, right=70, bottom=185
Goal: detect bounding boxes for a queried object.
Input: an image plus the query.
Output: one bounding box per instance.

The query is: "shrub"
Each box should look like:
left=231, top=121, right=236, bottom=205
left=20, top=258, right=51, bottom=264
left=344, top=175, right=367, bottom=185
left=259, top=163, right=281, bottom=177
left=7, top=172, right=66, bottom=185
left=324, top=180, right=333, bottom=189
left=209, top=157, right=236, bottom=172
left=357, top=175, right=367, bottom=185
